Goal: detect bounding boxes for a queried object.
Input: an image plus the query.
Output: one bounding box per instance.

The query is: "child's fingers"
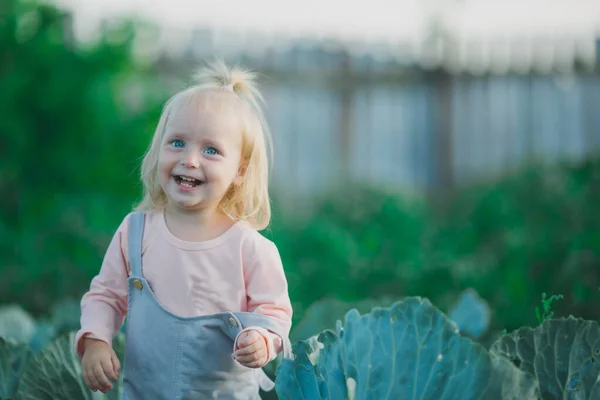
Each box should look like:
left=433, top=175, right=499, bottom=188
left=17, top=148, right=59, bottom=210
left=235, top=351, right=266, bottom=363
left=82, top=367, right=94, bottom=390
left=237, top=331, right=261, bottom=349
left=111, top=351, right=121, bottom=375
left=235, top=350, right=267, bottom=368
left=234, top=338, right=267, bottom=367
left=93, top=364, right=113, bottom=390
left=234, top=339, right=263, bottom=357
left=101, top=358, right=119, bottom=382
left=84, top=366, right=101, bottom=391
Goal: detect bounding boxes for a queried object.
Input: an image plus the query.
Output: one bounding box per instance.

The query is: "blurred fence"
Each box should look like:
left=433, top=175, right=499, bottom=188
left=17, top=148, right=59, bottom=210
left=151, top=32, right=600, bottom=206
left=263, top=68, right=600, bottom=197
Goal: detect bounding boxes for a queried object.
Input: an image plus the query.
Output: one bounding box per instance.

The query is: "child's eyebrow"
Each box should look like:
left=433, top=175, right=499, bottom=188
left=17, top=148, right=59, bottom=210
left=201, top=135, right=220, bottom=144
left=164, top=131, right=226, bottom=147
left=164, top=130, right=196, bottom=141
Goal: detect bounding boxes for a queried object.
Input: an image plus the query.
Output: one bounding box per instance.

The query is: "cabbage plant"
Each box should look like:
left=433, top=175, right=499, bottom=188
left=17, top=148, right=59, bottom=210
left=2, top=298, right=600, bottom=400
left=275, top=297, right=600, bottom=400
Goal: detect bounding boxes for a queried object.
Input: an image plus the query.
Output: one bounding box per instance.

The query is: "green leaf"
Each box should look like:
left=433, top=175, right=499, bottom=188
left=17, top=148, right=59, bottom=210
left=448, top=288, right=491, bottom=339
left=276, top=297, right=538, bottom=399
left=28, top=322, right=57, bottom=354
left=16, top=332, right=93, bottom=400
left=0, top=338, right=32, bottom=399
left=276, top=331, right=347, bottom=400
left=491, top=317, right=600, bottom=399
left=15, top=331, right=126, bottom=400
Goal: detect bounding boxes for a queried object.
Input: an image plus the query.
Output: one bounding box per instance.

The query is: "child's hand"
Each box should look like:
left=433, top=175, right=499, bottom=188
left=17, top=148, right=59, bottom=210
left=233, top=330, right=268, bottom=368
left=81, top=338, right=120, bottom=393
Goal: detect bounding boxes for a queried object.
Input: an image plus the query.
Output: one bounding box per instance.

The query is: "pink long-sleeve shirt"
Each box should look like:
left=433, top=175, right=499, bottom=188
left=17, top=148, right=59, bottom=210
left=76, top=210, right=293, bottom=364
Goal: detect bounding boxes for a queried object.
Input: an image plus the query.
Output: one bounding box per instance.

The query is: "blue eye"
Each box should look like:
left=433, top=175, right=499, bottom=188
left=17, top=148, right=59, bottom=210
left=170, top=139, right=185, bottom=148
left=203, top=147, right=219, bottom=156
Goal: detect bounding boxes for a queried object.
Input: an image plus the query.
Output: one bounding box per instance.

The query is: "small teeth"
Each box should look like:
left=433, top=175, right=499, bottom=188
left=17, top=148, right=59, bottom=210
left=180, top=176, right=196, bottom=182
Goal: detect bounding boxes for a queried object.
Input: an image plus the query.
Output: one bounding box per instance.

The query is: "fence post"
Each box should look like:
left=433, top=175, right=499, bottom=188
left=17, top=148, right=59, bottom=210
left=338, top=50, right=354, bottom=182
left=431, top=68, right=454, bottom=192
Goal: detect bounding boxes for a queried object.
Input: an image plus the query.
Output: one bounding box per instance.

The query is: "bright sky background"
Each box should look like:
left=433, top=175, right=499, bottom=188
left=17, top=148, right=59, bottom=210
left=54, top=0, right=600, bottom=44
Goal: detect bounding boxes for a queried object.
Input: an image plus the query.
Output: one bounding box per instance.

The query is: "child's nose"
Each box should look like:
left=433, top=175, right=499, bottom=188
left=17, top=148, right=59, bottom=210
left=180, top=151, right=200, bottom=168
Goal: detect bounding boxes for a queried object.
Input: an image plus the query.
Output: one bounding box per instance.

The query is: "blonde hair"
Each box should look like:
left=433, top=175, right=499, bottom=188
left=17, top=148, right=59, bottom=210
left=135, top=60, right=273, bottom=230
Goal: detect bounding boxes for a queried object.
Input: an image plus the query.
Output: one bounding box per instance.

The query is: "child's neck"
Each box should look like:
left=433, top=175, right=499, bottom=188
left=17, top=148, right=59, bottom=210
left=163, top=206, right=235, bottom=243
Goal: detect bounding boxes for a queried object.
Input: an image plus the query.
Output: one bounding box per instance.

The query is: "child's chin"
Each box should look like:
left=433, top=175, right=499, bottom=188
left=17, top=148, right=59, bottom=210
left=178, top=197, right=203, bottom=206
left=184, top=197, right=211, bottom=208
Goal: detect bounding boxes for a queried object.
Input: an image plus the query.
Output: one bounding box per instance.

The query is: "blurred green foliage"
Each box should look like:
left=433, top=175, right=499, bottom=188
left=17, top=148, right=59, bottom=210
left=271, top=158, right=600, bottom=333
left=429, top=159, right=600, bottom=332
left=0, top=0, right=167, bottom=315
left=1, top=0, right=599, bottom=344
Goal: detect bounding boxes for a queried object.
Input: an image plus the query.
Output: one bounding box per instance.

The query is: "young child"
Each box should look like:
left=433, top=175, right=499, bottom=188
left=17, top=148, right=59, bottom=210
left=76, top=61, right=293, bottom=400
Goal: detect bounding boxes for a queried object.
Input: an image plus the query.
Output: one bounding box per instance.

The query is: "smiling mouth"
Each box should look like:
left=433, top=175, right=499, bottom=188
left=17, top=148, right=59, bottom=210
left=174, top=175, right=204, bottom=188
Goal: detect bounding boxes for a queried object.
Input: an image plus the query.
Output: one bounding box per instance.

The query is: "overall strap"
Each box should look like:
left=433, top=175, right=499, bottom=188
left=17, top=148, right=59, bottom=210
left=128, top=211, right=146, bottom=278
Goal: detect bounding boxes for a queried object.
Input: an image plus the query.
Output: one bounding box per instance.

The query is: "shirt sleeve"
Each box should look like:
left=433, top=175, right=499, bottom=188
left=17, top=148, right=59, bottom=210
left=75, top=214, right=131, bottom=358
left=233, top=237, right=293, bottom=364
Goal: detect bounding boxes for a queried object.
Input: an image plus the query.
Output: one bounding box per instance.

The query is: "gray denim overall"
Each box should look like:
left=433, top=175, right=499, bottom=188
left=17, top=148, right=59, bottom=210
left=122, top=212, right=292, bottom=400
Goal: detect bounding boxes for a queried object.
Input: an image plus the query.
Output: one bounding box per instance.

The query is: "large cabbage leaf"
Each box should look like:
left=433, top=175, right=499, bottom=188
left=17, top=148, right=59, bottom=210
left=276, top=297, right=537, bottom=400
left=276, top=330, right=347, bottom=400
left=0, top=338, right=32, bottom=399
left=16, top=332, right=125, bottom=400
left=490, top=317, right=600, bottom=399
left=16, top=332, right=94, bottom=400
